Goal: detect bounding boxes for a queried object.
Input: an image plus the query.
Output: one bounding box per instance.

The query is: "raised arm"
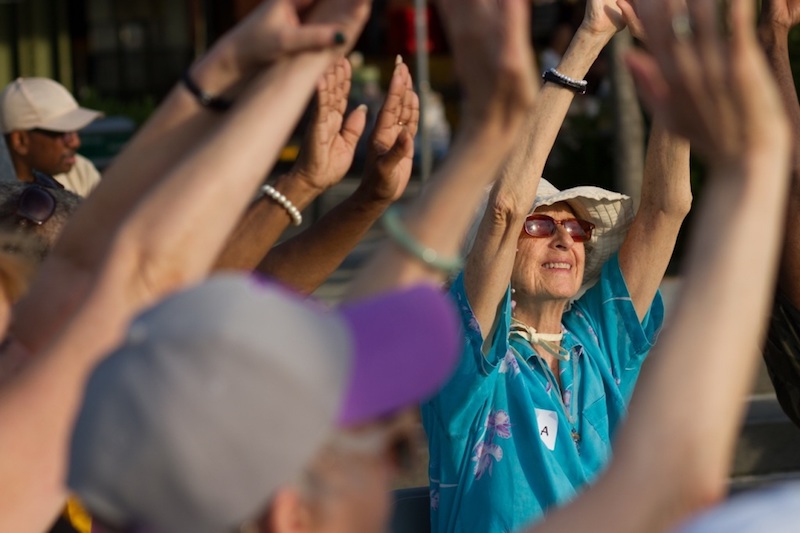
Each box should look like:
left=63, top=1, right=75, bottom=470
left=463, top=0, right=625, bottom=335
left=347, top=0, right=537, bottom=300
left=56, top=0, right=347, bottom=268
left=213, top=57, right=369, bottom=272
left=758, top=0, right=800, bottom=302
left=253, top=56, right=419, bottom=294
left=10, top=0, right=369, bottom=354
left=0, top=1, right=372, bottom=530
left=527, top=0, right=791, bottom=530
left=617, top=117, right=691, bottom=320
left=615, top=0, right=692, bottom=320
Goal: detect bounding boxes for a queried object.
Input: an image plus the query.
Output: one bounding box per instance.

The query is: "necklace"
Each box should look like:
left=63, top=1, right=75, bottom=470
left=510, top=319, right=581, bottom=446
left=510, top=319, right=571, bottom=361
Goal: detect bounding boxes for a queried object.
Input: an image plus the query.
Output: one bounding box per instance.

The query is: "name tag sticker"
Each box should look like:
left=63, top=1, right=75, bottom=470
left=535, top=408, right=558, bottom=450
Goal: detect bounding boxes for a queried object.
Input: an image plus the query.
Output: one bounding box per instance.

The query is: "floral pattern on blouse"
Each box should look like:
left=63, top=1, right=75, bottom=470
left=472, top=410, right=512, bottom=479
left=499, top=349, right=521, bottom=376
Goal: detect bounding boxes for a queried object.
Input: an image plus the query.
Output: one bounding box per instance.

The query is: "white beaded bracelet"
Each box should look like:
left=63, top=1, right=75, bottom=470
left=542, top=67, right=588, bottom=94
left=259, top=184, right=303, bottom=226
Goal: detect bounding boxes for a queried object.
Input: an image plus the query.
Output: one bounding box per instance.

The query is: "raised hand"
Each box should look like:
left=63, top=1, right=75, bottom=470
left=218, top=0, right=344, bottom=74
left=582, top=0, right=627, bottom=37
left=198, top=0, right=370, bottom=100
left=359, top=56, right=420, bottom=203
left=617, top=0, right=647, bottom=42
left=436, top=0, right=537, bottom=137
left=628, top=0, right=789, bottom=166
left=303, top=0, right=371, bottom=50
left=292, top=57, right=368, bottom=192
left=761, top=0, right=800, bottom=29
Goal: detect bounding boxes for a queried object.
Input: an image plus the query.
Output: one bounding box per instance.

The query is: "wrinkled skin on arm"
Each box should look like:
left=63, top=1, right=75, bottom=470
left=524, top=0, right=791, bottom=530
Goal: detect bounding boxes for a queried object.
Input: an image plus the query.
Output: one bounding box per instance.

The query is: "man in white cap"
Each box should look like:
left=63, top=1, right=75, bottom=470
left=0, top=77, right=103, bottom=197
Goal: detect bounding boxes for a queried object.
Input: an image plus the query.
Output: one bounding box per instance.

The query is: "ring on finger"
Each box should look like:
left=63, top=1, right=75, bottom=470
left=671, top=12, right=693, bottom=40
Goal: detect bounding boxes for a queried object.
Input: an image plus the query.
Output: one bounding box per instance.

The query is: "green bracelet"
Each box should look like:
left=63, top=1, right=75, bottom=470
left=381, top=206, right=464, bottom=273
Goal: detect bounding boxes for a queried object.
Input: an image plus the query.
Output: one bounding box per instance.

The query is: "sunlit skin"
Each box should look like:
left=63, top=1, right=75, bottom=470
left=510, top=201, right=586, bottom=336
left=299, top=450, right=394, bottom=533
left=261, top=411, right=417, bottom=533
left=8, top=130, right=81, bottom=181
left=0, top=288, right=9, bottom=339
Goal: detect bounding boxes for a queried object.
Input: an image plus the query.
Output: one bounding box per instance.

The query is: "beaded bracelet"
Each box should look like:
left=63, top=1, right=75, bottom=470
left=259, top=184, right=303, bottom=226
left=182, top=70, right=233, bottom=112
left=542, top=68, right=588, bottom=95
left=381, top=206, right=464, bottom=274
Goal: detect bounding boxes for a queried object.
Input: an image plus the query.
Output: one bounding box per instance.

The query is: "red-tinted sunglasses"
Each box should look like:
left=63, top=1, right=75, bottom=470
left=523, top=214, right=594, bottom=243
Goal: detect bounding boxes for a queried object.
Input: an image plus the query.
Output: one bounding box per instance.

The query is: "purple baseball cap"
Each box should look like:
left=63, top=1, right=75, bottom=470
left=68, top=274, right=460, bottom=533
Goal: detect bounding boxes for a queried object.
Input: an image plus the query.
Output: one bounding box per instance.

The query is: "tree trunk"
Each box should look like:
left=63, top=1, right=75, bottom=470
left=609, top=30, right=644, bottom=210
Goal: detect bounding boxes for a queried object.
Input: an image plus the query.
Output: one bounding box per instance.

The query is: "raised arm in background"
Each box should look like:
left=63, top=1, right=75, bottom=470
left=0, top=1, right=371, bottom=530
left=616, top=108, right=692, bottom=318
left=256, top=56, right=418, bottom=294
left=527, top=0, right=792, bottom=529
left=9, top=0, right=361, bottom=354
left=216, top=55, right=419, bottom=295
left=467, top=0, right=690, bottom=335
left=213, top=56, right=369, bottom=273
left=463, top=0, right=623, bottom=334
left=347, top=0, right=537, bottom=299
left=615, top=0, right=692, bottom=319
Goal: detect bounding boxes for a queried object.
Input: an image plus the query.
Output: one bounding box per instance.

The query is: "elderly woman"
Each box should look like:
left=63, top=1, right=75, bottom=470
left=422, top=0, right=691, bottom=530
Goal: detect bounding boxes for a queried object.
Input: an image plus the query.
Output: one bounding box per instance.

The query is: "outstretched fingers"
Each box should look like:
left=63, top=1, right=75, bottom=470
left=333, top=57, right=351, bottom=117
left=440, top=0, right=536, bottom=130
left=617, top=0, right=647, bottom=41
left=635, top=0, right=788, bottom=162
left=340, top=104, right=368, bottom=149
left=381, top=59, right=409, bottom=126
left=398, top=66, right=418, bottom=134
left=405, top=90, right=421, bottom=139
left=371, top=58, right=411, bottom=150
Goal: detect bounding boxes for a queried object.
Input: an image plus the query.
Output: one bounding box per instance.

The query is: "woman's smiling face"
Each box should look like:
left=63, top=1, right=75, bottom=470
left=511, top=202, right=586, bottom=304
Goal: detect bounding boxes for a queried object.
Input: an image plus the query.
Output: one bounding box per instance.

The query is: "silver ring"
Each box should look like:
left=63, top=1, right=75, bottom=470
left=671, top=13, right=693, bottom=40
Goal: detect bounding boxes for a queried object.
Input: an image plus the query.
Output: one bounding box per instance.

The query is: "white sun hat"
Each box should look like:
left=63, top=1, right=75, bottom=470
left=464, top=178, right=635, bottom=293
left=532, top=178, right=634, bottom=290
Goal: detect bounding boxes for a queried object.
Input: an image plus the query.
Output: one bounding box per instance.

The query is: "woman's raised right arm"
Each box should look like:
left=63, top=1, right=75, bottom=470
left=525, top=0, right=792, bottom=530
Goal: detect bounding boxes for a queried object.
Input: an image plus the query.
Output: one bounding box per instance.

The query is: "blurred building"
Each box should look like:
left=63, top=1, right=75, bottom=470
left=1, top=0, right=190, bottom=97
left=0, top=0, right=445, bottom=99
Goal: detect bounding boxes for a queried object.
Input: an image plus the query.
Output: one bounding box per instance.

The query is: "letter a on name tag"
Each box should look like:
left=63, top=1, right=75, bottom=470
left=535, top=408, right=558, bottom=450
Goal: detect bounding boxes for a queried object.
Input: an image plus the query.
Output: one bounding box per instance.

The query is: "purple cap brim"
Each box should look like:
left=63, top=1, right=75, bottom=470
left=336, top=284, right=461, bottom=426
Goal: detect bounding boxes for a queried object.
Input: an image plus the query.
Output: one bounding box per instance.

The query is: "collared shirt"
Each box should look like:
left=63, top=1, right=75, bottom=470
left=422, top=253, right=664, bottom=533
left=53, top=154, right=101, bottom=197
